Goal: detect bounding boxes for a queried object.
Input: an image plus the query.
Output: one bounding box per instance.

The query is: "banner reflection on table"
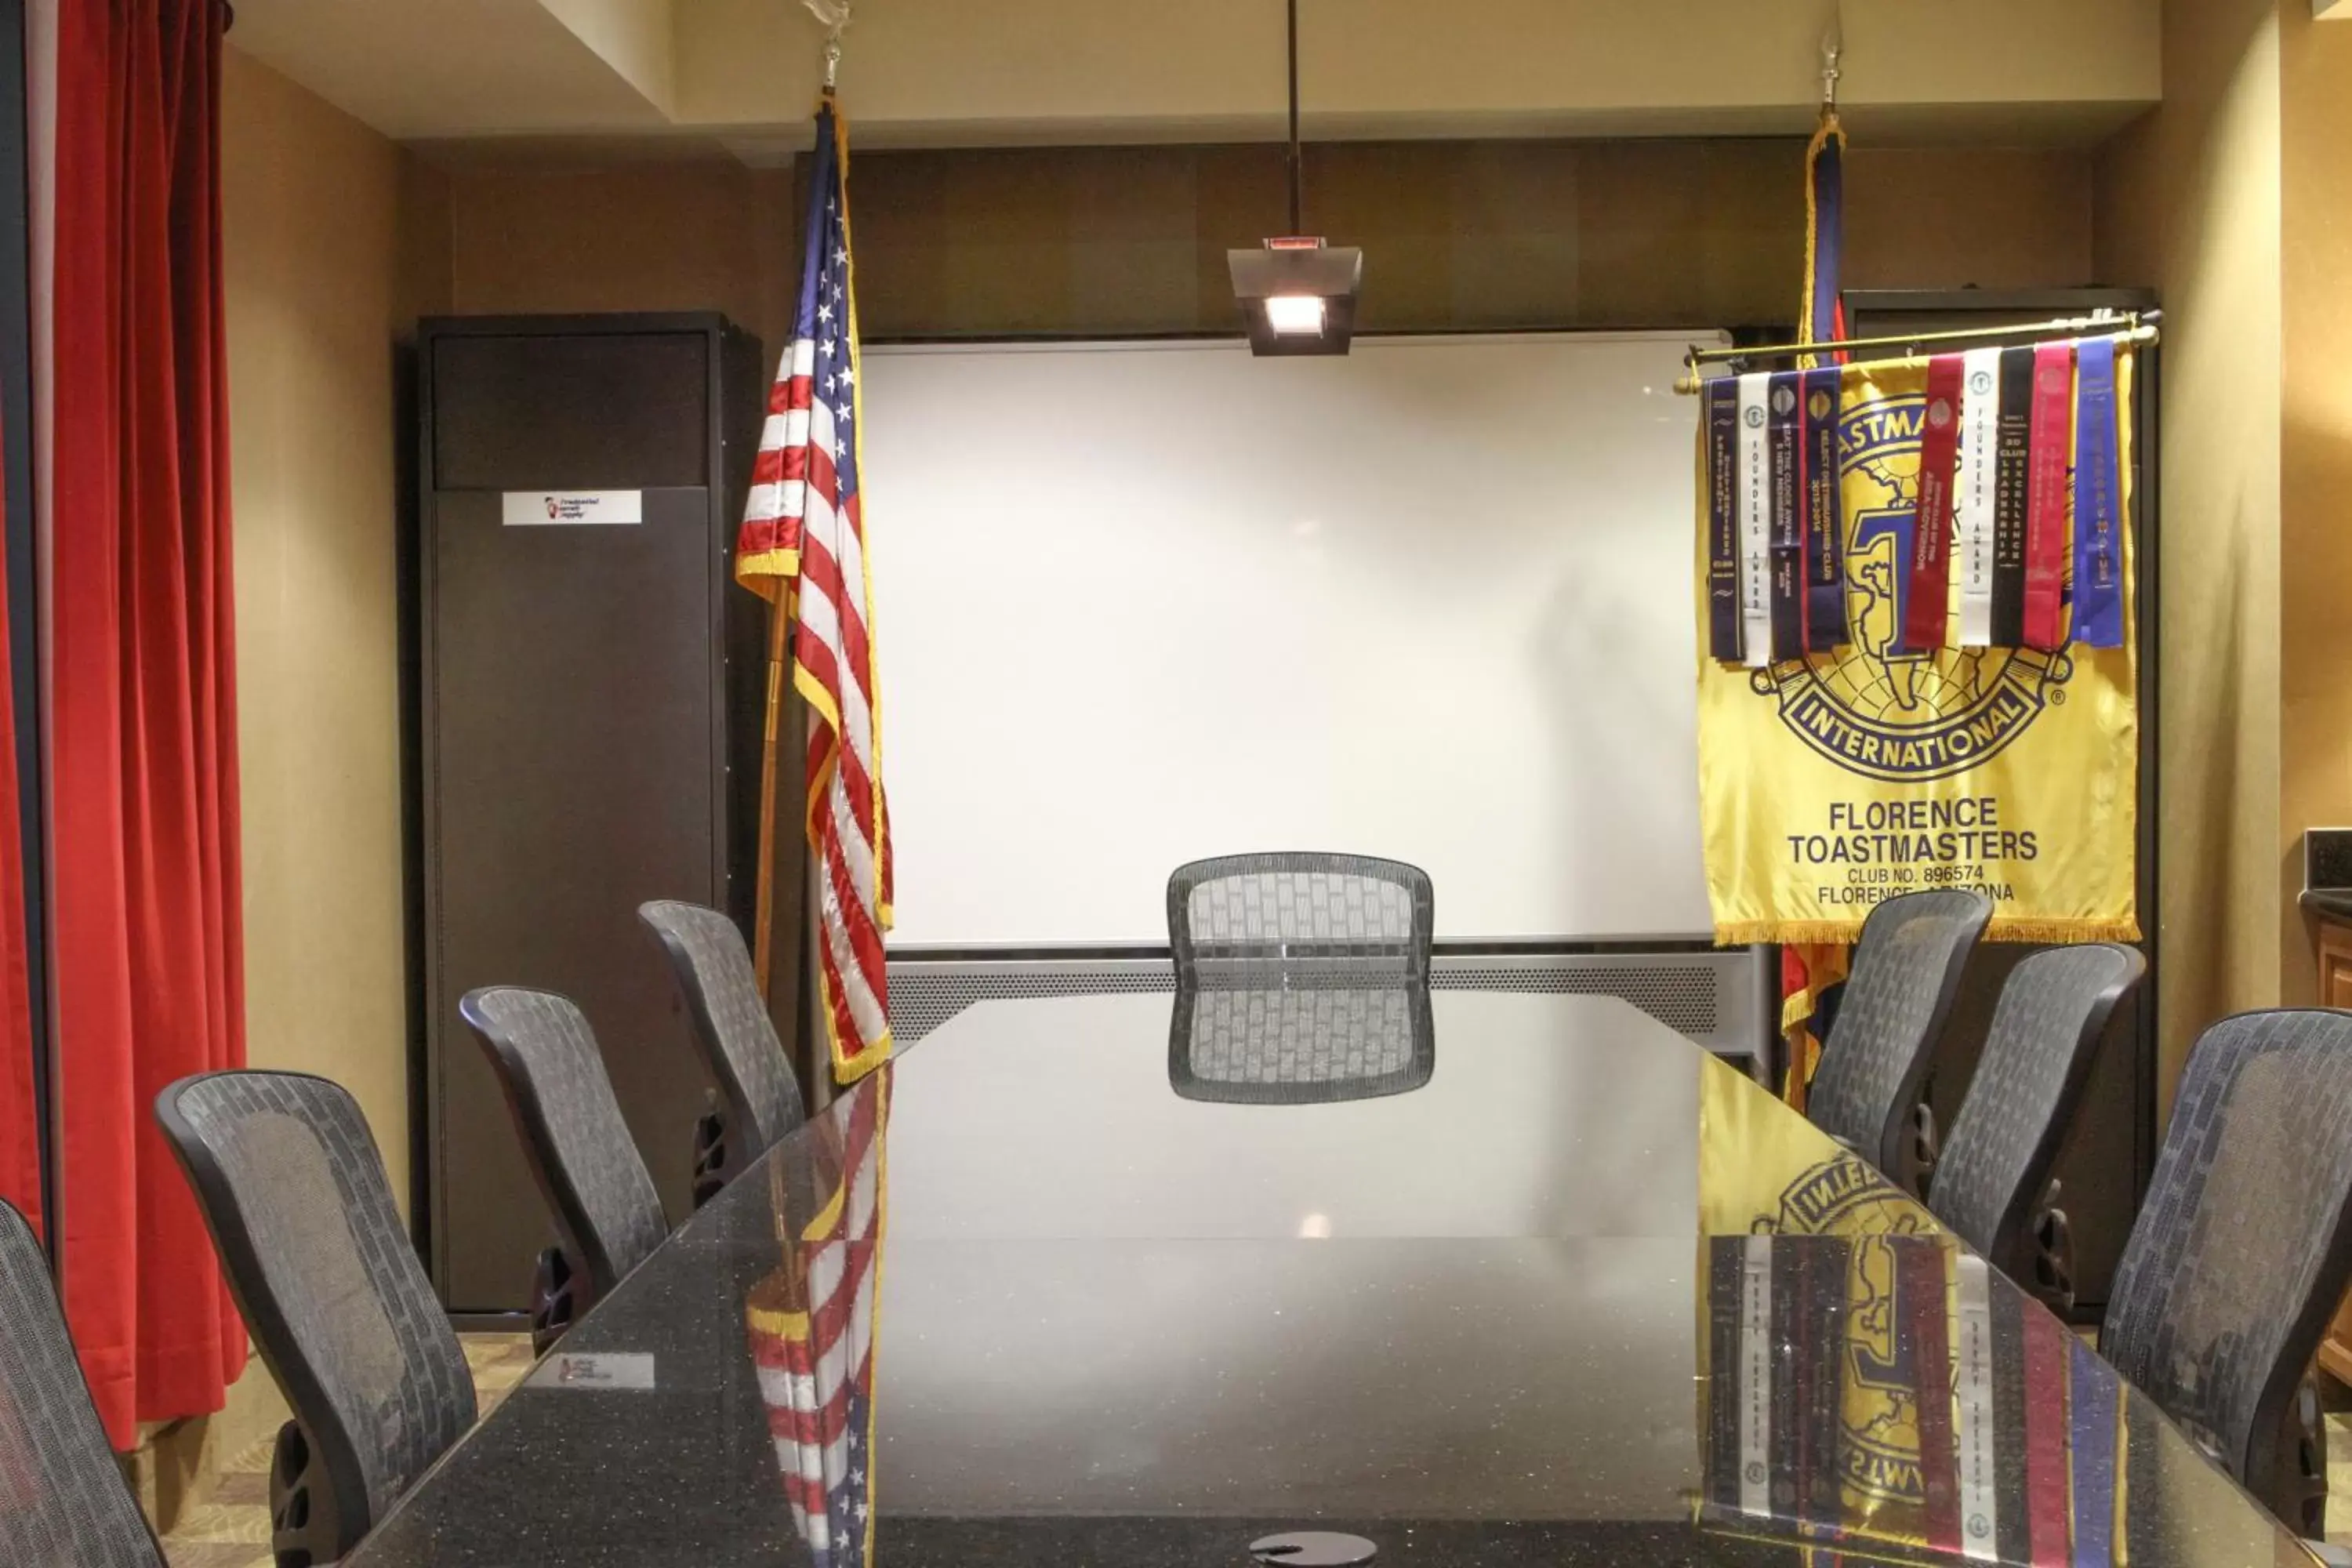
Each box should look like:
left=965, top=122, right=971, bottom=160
left=1697, top=1231, right=2125, bottom=1567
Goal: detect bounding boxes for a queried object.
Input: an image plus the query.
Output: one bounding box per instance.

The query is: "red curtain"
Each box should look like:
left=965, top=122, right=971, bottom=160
left=52, top=0, right=245, bottom=1446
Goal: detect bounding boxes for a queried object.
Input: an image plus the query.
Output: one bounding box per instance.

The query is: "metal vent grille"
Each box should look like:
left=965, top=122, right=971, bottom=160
left=888, top=964, right=1176, bottom=1044
left=1432, top=964, right=1719, bottom=1035
left=887, top=949, right=1762, bottom=1067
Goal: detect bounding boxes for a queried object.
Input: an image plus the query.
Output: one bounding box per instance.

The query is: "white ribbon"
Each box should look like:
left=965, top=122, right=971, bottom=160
left=1737, top=373, right=1773, bottom=669
left=1954, top=347, right=2001, bottom=648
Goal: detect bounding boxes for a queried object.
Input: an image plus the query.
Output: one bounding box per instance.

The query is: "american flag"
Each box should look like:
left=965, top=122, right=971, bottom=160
left=736, top=95, right=894, bottom=1083
left=746, top=1071, right=889, bottom=1568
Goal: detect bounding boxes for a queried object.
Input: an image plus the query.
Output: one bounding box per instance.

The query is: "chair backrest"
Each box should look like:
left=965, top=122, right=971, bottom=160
left=1926, top=943, right=2144, bottom=1278
left=0, top=1200, right=164, bottom=1568
left=2101, top=1009, right=2352, bottom=1531
left=1805, top=888, right=1992, bottom=1185
left=155, top=1072, right=477, bottom=1560
left=638, top=901, right=805, bottom=1167
left=1168, top=981, right=1436, bottom=1104
left=1166, top=853, right=1434, bottom=987
left=459, top=987, right=668, bottom=1301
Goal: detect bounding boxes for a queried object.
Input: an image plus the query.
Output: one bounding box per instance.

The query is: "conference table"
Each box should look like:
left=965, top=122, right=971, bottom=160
left=348, top=990, right=2314, bottom=1566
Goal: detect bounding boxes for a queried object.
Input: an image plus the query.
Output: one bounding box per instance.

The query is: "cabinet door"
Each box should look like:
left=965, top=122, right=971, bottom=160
left=429, top=485, right=721, bottom=1310
left=2320, top=922, right=2352, bottom=1385
left=2325, top=924, right=2352, bottom=1011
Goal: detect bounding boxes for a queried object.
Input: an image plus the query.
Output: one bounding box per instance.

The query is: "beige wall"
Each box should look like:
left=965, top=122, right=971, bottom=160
left=2279, top=5, right=2352, bottom=1007
left=897, top=140, right=2094, bottom=336
left=2094, top=0, right=2284, bottom=1112
left=667, top=0, right=2158, bottom=144
left=848, top=139, right=2094, bottom=337
left=431, top=137, right=2097, bottom=348
left=223, top=45, right=448, bottom=1206
left=441, top=155, right=793, bottom=347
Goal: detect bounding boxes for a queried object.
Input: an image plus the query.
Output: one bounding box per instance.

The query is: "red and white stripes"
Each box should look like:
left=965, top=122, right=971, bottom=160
left=737, top=102, right=892, bottom=1083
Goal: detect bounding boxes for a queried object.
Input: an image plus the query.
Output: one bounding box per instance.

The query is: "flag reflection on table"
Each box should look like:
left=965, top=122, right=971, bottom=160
left=745, top=1070, right=890, bottom=1567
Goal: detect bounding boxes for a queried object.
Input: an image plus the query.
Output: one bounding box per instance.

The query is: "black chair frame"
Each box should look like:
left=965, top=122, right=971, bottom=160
left=0, top=1196, right=168, bottom=1567
left=157, top=1072, right=379, bottom=1568
left=2107, top=1007, right=2352, bottom=1535
left=1817, top=889, right=1991, bottom=1190
left=640, top=902, right=805, bottom=1205
left=1166, top=980, right=1437, bottom=1105
left=459, top=985, right=663, bottom=1354
left=1929, top=942, right=2144, bottom=1312
left=1166, top=851, right=1436, bottom=978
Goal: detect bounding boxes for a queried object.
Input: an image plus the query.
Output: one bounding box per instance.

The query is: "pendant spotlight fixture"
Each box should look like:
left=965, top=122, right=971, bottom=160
left=1228, top=0, right=1363, bottom=356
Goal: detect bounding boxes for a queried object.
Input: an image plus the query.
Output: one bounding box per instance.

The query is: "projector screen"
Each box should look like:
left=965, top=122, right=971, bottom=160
left=858, top=332, right=1719, bottom=946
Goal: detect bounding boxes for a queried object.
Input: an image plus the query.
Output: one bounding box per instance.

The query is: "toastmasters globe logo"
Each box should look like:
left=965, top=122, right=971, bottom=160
left=1760, top=1157, right=1934, bottom=1512
left=1748, top=391, right=2070, bottom=782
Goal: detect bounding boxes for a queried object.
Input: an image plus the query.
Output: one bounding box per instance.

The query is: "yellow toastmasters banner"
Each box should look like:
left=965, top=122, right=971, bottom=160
left=1697, top=353, right=2140, bottom=946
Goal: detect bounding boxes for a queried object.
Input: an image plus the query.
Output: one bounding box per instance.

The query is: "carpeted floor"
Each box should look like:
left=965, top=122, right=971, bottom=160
left=160, top=1334, right=535, bottom=1568
left=154, top=1344, right=2352, bottom=1562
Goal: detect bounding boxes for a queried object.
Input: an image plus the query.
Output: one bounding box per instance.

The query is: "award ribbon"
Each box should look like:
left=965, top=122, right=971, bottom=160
left=1737, top=1235, right=1773, bottom=1519
left=1705, top=377, right=1743, bottom=661
left=1704, top=1238, right=1744, bottom=1514
left=1991, top=346, right=2034, bottom=647
left=1801, top=366, right=1845, bottom=650
left=2022, top=342, right=2076, bottom=651
left=1904, top=354, right=1965, bottom=652
left=1737, top=373, right=1773, bottom=669
left=1991, top=1281, right=2031, bottom=1568
left=1953, top=1254, right=2001, bottom=1563
left=2020, top=1305, right=2072, bottom=1566
left=1766, top=370, right=1806, bottom=662
left=1954, top=347, right=2001, bottom=647
left=1900, top=1237, right=1962, bottom=1554
left=2068, top=1337, right=2121, bottom=1568
left=2071, top=338, right=2125, bottom=649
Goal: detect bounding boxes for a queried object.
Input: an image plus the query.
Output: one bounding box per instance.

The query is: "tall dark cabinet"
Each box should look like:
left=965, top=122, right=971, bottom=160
left=416, top=314, right=767, bottom=1315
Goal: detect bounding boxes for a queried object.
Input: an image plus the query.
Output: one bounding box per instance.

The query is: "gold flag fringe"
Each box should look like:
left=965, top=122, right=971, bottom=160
left=1713, top=916, right=2142, bottom=948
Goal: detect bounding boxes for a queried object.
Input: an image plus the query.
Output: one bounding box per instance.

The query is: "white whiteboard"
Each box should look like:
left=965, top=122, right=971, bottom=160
left=858, top=332, right=1716, bottom=945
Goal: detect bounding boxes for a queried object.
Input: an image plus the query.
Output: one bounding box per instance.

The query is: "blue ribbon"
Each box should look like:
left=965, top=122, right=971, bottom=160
left=2071, top=339, right=2125, bottom=648
left=2068, top=1337, right=2118, bottom=1568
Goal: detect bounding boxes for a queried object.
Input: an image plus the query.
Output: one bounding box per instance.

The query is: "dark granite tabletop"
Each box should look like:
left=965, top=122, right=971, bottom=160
left=347, top=991, right=2312, bottom=1568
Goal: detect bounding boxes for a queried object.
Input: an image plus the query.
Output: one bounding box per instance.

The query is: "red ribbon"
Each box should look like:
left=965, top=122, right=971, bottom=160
left=2020, top=1308, right=2073, bottom=1566
left=2022, top=343, right=2075, bottom=650
left=1903, top=354, right=1965, bottom=652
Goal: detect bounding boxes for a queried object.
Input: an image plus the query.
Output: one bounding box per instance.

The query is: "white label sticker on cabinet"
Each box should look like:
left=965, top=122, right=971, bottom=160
left=533, top=1352, right=657, bottom=1391
left=501, top=490, right=644, bottom=526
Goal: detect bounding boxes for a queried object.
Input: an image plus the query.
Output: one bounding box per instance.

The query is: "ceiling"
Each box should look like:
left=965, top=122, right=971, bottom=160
left=227, top=0, right=2164, bottom=159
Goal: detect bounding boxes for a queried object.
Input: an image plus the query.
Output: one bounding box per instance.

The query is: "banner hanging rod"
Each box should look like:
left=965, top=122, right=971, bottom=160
left=1674, top=310, right=2162, bottom=394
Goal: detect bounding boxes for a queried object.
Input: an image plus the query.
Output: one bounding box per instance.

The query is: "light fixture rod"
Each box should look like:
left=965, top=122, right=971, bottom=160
left=1287, top=0, right=1302, bottom=236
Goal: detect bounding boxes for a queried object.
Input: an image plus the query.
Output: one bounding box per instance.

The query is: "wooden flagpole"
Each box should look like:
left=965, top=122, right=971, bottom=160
left=751, top=595, right=792, bottom=988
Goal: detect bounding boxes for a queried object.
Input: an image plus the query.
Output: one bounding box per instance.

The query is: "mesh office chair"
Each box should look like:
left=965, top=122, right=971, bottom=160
left=1167, top=852, right=1434, bottom=985
left=2101, top=1009, right=2352, bottom=1537
left=1804, top=888, right=1992, bottom=1190
left=0, top=1199, right=166, bottom=1568
left=1926, top=943, right=2144, bottom=1310
left=459, top=987, right=670, bottom=1352
left=639, top=900, right=806, bottom=1204
left=1169, top=982, right=1436, bottom=1104
left=1164, top=855, right=1437, bottom=1103
left=156, top=1072, right=477, bottom=1568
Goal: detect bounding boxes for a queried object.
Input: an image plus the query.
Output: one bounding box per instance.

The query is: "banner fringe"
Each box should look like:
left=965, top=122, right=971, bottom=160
left=1714, top=916, right=2142, bottom=947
